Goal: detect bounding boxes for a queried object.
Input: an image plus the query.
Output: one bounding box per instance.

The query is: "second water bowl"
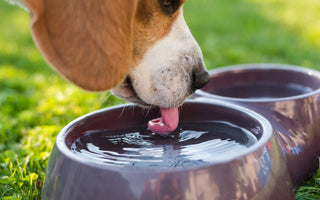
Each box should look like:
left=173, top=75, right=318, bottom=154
left=196, top=63, right=320, bottom=186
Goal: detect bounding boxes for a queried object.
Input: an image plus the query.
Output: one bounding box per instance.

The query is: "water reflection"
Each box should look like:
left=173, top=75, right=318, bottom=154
left=71, top=121, right=257, bottom=168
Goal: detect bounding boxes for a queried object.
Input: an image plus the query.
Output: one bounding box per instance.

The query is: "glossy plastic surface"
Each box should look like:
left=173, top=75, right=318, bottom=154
left=42, top=100, right=294, bottom=200
left=196, top=63, right=320, bottom=186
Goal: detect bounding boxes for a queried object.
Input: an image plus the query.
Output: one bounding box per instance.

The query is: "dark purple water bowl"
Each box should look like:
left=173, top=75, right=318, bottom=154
left=42, top=99, right=294, bottom=200
left=195, top=63, right=320, bottom=187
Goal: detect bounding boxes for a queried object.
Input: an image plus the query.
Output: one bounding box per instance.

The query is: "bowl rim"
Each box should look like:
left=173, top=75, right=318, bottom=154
left=196, top=63, right=320, bottom=103
left=54, top=99, right=273, bottom=173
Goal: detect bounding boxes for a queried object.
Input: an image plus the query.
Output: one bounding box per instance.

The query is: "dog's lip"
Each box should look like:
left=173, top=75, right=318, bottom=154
left=114, top=77, right=180, bottom=134
left=122, top=78, right=181, bottom=109
left=125, top=78, right=180, bottom=134
left=115, top=76, right=153, bottom=107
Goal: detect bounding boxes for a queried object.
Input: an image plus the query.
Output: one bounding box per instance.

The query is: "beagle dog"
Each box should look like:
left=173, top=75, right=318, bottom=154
left=19, top=0, right=209, bottom=134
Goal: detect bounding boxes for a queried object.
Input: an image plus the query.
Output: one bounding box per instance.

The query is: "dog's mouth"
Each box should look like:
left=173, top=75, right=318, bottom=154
left=116, top=77, right=151, bottom=107
left=147, top=107, right=179, bottom=134
left=111, top=77, right=179, bottom=134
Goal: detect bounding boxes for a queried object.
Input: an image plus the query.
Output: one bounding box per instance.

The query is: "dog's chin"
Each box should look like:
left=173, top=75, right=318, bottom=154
left=111, top=79, right=151, bottom=108
left=118, top=95, right=152, bottom=108
left=111, top=77, right=188, bottom=109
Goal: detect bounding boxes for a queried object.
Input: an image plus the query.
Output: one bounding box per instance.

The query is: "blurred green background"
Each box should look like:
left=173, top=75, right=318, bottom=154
left=1, top=0, right=320, bottom=199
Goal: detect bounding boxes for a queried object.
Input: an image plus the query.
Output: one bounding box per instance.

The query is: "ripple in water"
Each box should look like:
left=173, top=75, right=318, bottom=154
left=71, top=121, right=258, bottom=168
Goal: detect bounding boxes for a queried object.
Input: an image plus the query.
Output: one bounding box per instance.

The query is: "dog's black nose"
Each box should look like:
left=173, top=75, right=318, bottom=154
left=192, top=70, right=210, bottom=90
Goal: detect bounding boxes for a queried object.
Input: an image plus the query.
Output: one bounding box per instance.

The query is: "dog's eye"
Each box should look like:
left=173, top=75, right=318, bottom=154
left=159, top=0, right=181, bottom=15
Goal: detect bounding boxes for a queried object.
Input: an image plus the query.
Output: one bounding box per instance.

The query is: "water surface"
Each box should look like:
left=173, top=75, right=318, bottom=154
left=71, top=121, right=257, bottom=168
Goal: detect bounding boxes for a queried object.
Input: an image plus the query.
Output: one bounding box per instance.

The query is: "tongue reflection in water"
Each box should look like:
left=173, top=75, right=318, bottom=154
left=148, top=108, right=179, bottom=134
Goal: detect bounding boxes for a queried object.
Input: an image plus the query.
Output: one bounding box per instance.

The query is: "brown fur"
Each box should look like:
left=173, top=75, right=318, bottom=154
left=21, top=0, right=185, bottom=91
left=132, top=0, right=184, bottom=66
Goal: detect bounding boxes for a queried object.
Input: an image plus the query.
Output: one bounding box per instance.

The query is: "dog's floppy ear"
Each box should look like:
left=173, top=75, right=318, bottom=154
left=21, top=0, right=138, bottom=91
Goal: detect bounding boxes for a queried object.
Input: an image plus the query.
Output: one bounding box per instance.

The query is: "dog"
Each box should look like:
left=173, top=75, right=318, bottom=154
left=18, top=0, right=210, bottom=134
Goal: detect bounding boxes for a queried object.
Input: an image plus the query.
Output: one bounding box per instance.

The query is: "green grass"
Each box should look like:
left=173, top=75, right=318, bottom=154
left=1, top=0, right=320, bottom=199
left=184, top=0, right=320, bottom=70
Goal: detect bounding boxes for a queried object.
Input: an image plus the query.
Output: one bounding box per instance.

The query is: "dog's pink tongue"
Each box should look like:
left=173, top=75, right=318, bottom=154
left=148, top=107, right=179, bottom=135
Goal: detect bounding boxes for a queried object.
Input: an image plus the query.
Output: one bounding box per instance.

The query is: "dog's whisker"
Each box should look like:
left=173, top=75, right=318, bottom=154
left=145, top=105, right=153, bottom=117
left=99, top=92, right=113, bottom=106
left=132, top=104, right=137, bottom=118
left=118, top=105, right=127, bottom=119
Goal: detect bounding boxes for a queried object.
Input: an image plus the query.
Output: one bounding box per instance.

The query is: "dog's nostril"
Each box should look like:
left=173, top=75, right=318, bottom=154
left=193, top=71, right=210, bottom=90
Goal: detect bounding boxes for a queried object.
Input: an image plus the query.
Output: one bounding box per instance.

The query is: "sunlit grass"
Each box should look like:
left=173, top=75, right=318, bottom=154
left=184, top=0, right=320, bottom=69
left=0, top=63, right=125, bottom=199
left=1, top=0, right=320, bottom=199
left=0, top=3, right=125, bottom=197
left=250, top=0, right=320, bottom=47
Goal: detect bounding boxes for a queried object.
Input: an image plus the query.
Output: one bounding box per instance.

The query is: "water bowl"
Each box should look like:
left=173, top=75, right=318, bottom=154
left=42, top=100, right=294, bottom=200
left=196, top=63, right=320, bottom=186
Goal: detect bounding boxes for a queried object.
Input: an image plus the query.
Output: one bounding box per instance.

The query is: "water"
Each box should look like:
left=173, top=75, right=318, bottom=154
left=70, top=121, right=258, bottom=168
left=209, top=82, right=313, bottom=99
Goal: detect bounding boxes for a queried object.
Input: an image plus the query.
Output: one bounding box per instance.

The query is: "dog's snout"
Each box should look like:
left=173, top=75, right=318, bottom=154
left=192, top=70, right=210, bottom=90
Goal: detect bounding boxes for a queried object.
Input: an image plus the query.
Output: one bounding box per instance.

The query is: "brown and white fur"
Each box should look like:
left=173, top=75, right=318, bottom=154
left=18, top=0, right=209, bottom=109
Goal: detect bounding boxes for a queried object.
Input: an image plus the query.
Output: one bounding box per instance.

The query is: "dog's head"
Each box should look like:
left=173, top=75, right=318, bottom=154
left=22, top=0, right=209, bottom=109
